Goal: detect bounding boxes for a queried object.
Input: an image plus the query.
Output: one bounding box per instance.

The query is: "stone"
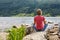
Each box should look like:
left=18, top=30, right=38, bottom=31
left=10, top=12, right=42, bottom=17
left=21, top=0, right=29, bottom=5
left=48, top=35, right=59, bottom=40
left=25, top=26, right=36, bottom=35
left=23, top=32, right=47, bottom=40
left=45, top=26, right=60, bottom=40
left=23, top=24, right=60, bottom=40
left=21, top=24, right=36, bottom=35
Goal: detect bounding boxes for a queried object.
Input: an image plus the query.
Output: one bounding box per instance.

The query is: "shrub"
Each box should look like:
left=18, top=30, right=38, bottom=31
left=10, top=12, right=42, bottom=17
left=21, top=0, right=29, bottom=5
left=7, top=25, right=26, bottom=40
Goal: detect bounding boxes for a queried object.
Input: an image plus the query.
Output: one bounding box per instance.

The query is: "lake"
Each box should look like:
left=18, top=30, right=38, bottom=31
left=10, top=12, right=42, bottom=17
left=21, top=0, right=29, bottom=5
left=0, top=17, right=60, bottom=31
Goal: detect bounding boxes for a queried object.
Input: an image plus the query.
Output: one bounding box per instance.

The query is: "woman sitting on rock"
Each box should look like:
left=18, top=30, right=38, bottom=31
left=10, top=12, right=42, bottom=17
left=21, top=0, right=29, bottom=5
left=33, top=9, right=48, bottom=31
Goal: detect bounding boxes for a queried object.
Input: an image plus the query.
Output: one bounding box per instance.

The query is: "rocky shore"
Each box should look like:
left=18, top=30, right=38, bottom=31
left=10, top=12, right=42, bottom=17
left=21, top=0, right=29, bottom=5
left=0, top=23, right=60, bottom=40
left=23, top=24, right=60, bottom=40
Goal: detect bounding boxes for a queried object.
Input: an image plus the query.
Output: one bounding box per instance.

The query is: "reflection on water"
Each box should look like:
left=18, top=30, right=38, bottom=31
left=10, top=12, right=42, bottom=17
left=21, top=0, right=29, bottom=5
left=0, top=17, right=60, bottom=31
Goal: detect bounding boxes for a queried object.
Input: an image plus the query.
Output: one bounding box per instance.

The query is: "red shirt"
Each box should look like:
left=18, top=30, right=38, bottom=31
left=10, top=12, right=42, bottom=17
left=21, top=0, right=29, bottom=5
left=34, top=15, right=45, bottom=30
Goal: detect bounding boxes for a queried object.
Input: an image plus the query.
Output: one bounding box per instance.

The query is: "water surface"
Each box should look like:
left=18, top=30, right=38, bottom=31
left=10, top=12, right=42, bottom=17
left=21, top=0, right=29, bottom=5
left=0, top=17, right=60, bottom=31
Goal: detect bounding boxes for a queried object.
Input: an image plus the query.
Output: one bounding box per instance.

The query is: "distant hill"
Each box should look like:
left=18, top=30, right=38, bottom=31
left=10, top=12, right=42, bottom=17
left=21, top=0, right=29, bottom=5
left=0, top=0, right=60, bottom=16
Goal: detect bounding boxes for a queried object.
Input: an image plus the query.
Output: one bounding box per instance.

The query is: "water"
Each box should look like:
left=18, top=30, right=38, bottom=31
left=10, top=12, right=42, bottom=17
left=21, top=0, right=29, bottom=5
left=0, top=17, right=60, bottom=31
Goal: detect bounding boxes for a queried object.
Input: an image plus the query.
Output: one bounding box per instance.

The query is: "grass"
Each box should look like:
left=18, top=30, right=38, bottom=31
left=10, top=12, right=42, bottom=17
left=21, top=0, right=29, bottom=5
left=11, top=13, right=34, bottom=17
left=7, top=25, right=26, bottom=40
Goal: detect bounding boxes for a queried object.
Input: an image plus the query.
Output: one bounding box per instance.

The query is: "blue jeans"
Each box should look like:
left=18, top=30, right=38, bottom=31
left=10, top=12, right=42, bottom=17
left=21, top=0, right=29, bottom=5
left=33, top=24, right=48, bottom=31
left=43, top=24, right=48, bottom=31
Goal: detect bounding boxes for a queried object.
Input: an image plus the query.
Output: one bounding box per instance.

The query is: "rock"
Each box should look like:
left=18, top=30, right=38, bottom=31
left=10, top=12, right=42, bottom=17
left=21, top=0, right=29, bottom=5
left=48, top=35, right=59, bottom=40
left=48, top=21, right=54, bottom=24
left=54, top=24, right=59, bottom=26
left=45, top=26, right=60, bottom=40
left=12, top=26, right=17, bottom=28
left=21, top=24, right=36, bottom=35
left=49, top=26, right=59, bottom=34
left=0, top=32, right=9, bottom=40
left=22, top=24, right=60, bottom=40
left=23, top=32, right=47, bottom=40
left=25, top=26, right=36, bottom=35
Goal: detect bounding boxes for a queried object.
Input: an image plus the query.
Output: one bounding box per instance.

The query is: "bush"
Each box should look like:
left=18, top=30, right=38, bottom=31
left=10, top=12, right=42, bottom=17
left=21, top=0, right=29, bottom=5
left=7, top=25, right=26, bottom=40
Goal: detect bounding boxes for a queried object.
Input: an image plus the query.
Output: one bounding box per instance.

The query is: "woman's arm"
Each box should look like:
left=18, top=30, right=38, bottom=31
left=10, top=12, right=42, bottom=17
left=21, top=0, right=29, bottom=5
left=44, top=20, right=47, bottom=24
left=34, top=17, right=36, bottom=25
left=34, top=20, right=36, bottom=25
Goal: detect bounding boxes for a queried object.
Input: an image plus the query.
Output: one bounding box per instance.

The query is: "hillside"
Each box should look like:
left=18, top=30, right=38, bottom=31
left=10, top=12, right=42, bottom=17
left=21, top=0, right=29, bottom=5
left=0, top=0, right=60, bottom=16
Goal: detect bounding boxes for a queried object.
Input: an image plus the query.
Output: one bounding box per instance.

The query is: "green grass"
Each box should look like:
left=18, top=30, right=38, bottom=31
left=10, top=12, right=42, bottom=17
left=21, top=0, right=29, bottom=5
left=7, top=25, right=26, bottom=40
left=11, top=13, right=34, bottom=17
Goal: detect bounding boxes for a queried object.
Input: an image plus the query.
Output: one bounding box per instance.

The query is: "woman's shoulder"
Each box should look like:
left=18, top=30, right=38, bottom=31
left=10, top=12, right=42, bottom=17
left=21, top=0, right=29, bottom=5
left=34, top=15, right=45, bottom=18
left=40, top=15, right=45, bottom=17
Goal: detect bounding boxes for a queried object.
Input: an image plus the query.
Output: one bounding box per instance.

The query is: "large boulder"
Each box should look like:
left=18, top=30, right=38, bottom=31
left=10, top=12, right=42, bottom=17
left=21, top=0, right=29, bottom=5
left=23, top=32, right=47, bottom=40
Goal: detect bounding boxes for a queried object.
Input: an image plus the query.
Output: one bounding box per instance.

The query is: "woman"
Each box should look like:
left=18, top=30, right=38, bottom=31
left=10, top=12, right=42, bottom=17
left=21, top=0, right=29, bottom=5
left=33, top=9, right=48, bottom=31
